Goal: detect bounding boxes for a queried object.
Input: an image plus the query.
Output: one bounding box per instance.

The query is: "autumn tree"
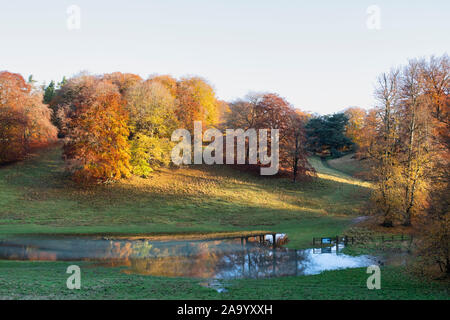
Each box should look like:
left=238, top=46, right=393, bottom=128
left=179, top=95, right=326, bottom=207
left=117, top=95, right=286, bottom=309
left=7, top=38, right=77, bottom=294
left=224, top=93, right=312, bottom=180
left=147, top=75, right=178, bottom=97
left=397, top=60, right=433, bottom=226
left=356, top=108, right=378, bottom=158
left=289, top=110, right=312, bottom=181
left=176, top=77, right=220, bottom=131
left=344, top=107, right=366, bottom=150
left=368, top=54, right=448, bottom=232
left=369, top=69, right=403, bottom=227
left=125, top=80, right=179, bottom=176
left=0, top=71, right=57, bottom=163
left=217, top=100, right=231, bottom=124
left=259, top=94, right=312, bottom=180
left=222, top=93, right=264, bottom=163
left=60, top=75, right=131, bottom=183
left=415, top=54, right=449, bottom=274
left=103, top=72, right=142, bottom=95
left=255, top=94, right=312, bottom=181
left=224, top=93, right=264, bottom=130
left=47, top=76, right=79, bottom=136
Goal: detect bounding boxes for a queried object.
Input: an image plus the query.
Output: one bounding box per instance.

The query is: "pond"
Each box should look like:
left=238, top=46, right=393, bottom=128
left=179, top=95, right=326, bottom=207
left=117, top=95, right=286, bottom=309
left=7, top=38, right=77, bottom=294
left=0, top=234, right=378, bottom=280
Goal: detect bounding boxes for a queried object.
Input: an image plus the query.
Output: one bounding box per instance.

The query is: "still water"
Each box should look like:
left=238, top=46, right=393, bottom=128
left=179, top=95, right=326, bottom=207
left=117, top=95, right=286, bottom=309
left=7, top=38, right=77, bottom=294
left=0, top=234, right=377, bottom=279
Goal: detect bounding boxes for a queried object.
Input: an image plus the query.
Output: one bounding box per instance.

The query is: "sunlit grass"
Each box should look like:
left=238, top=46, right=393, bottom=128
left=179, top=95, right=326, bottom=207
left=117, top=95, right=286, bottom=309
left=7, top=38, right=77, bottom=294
left=316, top=172, right=373, bottom=189
left=0, top=146, right=371, bottom=247
left=308, top=156, right=373, bottom=189
left=327, top=153, right=373, bottom=181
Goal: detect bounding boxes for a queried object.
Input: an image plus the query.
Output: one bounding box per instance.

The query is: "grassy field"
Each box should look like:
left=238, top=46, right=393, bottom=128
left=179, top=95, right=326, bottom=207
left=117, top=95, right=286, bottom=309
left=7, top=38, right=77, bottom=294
left=0, top=145, right=371, bottom=248
left=2, top=146, right=447, bottom=300
left=0, top=261, right=447, bottom=300
left=327, top=153, right=372, bottom=180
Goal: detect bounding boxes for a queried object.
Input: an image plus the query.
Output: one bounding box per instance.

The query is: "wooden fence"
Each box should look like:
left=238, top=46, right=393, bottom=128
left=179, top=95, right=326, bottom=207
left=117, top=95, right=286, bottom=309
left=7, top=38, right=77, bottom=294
left=312, top=234, right=413, bottom=246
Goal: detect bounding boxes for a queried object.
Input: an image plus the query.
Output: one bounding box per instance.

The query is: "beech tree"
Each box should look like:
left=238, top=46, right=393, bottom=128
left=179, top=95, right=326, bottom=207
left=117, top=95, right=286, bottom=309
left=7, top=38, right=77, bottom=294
left=125, top=80, right=179, bottom=176
left=176, top=77, right=220, bottom=131
left=224, top=93, right=312, bottom=181
left=398, top=60, right=432, bottom=226
left=366, top=54, right=448, bottom=234
left=289, top=110, right=312, bottom=181
left=103, top=72, right=142, bottom=95
left=417, top=55, right=449, bottom=274
left=147, top=75, right=178, bottom=97
left=344, top=107, right=367, bottom=150
left=224, top=93, right=263, bottom=130
left=369, top=69, right=403, bottom=227
left=0, top=71, right=57, bottom=163
left=356, top=108, right=378, bottom=158
left=255, top=94, right=312, bottom=181
left=60, top=75, right=131, bottom=183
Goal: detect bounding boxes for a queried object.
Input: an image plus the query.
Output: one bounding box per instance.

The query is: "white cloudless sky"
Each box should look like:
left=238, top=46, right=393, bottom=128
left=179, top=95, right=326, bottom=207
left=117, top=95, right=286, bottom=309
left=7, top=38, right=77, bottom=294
left=0, top=0, right=448, bottom=114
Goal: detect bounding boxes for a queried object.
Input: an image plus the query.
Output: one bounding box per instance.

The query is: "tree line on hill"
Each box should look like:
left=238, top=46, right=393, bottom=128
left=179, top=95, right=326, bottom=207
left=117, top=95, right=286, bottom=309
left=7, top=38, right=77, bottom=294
left=1, top=71, right=318, bottom=182
left=1, top=69, right=368, bottom=183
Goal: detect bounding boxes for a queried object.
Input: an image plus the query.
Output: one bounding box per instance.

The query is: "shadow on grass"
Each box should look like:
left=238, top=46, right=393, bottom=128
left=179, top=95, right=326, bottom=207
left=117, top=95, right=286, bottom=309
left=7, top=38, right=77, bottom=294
left=0, top=146, right=369, bottom=241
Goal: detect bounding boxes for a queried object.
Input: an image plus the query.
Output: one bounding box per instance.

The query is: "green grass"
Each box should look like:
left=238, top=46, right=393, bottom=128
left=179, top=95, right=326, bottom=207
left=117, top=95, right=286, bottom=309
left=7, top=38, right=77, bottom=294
left=327, top=153, right=372, bottom=180
left=0, top=146, right=371, bottom=248
left=0, top=260, right=447, bottom=300
left=0, top=147, right=448, bottom=300
left=340, top=227, right=414, bottom=257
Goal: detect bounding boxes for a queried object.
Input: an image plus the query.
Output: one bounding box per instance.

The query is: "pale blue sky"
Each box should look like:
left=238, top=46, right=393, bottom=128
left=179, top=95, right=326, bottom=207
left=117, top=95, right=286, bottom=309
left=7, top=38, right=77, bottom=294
left=1, top=0, right=448, bottom=114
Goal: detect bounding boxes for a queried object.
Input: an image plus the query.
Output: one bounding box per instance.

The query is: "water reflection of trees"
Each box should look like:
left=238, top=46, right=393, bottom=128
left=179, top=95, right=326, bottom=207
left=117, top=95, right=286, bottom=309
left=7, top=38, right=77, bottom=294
left=0, top=235, right=312, bottom=279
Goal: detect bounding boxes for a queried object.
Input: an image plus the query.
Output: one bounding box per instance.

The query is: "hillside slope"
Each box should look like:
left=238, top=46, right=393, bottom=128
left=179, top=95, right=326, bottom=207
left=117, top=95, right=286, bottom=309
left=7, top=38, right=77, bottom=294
left=327, top=153, right=372, bottom=180
left=0, top=146, right=371, bottom=247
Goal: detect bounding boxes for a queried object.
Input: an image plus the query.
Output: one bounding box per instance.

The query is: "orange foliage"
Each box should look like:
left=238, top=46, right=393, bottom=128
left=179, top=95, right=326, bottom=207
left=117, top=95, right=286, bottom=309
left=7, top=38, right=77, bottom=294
left=147, top=74, right=178, bottom=97
left=255, top=94, right=312, bottom=180
left=225, top=93, right=313, bottom=180
left=0, top=71, right=57, bottom=163
left=344, top=107, right=367, bottom=149
left=62, top=76, right=131, bottom=183
left=103, top=72, right=142, bottom=95
left=175, top=77, right=220, bottom=131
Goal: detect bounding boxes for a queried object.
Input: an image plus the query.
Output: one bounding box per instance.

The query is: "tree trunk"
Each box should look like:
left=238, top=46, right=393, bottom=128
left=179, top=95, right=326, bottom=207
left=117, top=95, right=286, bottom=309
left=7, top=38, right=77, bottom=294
left=381, top=220, right=394, bottom=228
left=446, top=258, right=450, bottom=275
